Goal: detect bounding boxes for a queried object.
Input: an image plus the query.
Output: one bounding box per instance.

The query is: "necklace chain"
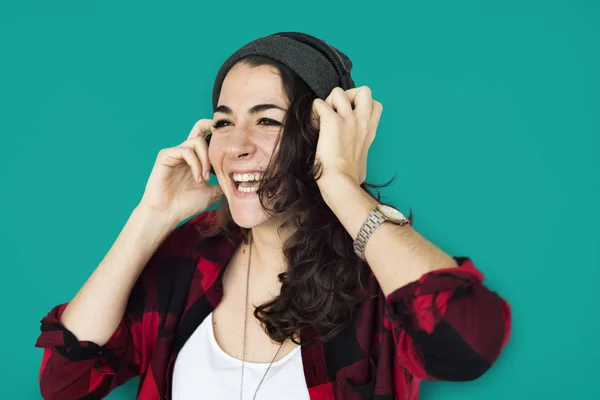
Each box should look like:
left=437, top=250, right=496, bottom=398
left=240, top=234, right=285, bottom=400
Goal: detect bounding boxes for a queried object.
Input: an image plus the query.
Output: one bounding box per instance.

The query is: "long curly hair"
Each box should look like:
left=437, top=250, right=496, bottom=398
left=205, top=55, right=409, bottom=345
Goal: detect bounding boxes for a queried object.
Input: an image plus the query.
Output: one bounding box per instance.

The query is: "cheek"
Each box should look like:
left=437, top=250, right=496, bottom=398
left=257, top=135, right=281, bottom=158
left=207, top=140, right=223, bottom=167
left=208, top=141, right=228, bottom=185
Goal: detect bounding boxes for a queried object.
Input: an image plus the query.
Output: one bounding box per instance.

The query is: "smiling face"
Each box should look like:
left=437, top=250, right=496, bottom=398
left=209, top=61, right=290, bottom=228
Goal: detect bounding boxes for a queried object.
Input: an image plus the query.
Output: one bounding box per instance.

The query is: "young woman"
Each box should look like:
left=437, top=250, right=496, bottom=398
left=35, top=32, right=511, bottom=400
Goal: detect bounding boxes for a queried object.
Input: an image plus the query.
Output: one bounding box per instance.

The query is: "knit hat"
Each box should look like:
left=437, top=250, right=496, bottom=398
left=212, top=32, right=355, bottom=110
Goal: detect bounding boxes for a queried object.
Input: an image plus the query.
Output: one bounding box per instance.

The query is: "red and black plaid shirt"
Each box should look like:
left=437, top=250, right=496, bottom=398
left=35, top=210, right=511, bottom=400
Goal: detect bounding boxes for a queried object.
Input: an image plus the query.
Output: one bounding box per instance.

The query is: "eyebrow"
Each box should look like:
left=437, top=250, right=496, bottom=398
left=214, top=103, right=287, bottom=115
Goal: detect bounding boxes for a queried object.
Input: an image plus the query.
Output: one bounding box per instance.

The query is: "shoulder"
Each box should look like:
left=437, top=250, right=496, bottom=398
left=137, top=209, right=242, bottom=283
left=185, top=209, right=220, bottom=229
left=129, top=210, right=221, bottom=290
left=126, top=210, right=236, bottom=312
left=146, top=210, right=225, bottom=261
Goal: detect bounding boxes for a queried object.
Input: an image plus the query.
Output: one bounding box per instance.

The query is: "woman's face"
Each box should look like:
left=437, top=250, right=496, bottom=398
left=209, top=62, right=289, bottom=229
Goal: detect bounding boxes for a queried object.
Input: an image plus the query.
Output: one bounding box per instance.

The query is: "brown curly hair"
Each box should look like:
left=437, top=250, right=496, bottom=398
left=205, top=55, right=410, bottom=346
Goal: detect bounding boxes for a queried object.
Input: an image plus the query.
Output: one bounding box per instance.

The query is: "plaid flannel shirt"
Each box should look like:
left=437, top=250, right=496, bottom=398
left=35, top=210, right=511, bottom=399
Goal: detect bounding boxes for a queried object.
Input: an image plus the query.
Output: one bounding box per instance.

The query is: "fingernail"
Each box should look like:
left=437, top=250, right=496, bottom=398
left=204, top=171, right=210, bottom=180
left=198, top=175, right=203, bottom=182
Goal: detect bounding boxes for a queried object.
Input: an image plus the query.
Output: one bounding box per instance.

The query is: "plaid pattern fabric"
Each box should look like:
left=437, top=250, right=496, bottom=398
left=35, top=210, right=511, bottom=400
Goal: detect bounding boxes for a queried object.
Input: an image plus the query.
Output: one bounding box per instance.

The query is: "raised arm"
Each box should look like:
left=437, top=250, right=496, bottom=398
left=35, top=205, right=178, bottom=399
left=34, top=119, right=222, bottom=399
left=318, top=175, right=511, bottom=381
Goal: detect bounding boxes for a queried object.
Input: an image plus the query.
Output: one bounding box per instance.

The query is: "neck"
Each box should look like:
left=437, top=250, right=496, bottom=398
left=249, top=217, right=295, bottom=276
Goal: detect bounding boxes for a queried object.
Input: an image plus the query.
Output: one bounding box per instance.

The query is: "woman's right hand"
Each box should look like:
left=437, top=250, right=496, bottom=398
left=138, top=119, right=223, bottom=224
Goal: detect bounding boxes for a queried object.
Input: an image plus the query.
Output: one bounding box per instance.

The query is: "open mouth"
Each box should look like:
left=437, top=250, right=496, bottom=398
left=231, top=172, right=264, bottom=193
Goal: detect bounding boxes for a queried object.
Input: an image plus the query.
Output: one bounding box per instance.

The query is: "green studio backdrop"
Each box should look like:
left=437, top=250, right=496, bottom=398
left=1, top=0, right=598, bottom=399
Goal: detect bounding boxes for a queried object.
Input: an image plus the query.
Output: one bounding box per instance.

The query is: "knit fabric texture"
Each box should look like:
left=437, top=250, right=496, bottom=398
left=212, top=33, right=354, bottom=110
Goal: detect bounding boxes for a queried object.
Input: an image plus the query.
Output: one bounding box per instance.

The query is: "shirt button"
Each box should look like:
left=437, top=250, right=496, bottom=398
left=94, top=361, right=102, bottom=371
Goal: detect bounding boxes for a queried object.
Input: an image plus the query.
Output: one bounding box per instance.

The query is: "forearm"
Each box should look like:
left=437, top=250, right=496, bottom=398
left=60, top=204, right=177, bottom=346
left=318, top=175, right=457, bottom=297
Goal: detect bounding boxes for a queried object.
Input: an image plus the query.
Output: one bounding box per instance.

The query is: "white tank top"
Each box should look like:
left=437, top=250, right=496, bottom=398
left=172, top=311, right=310, bottom=399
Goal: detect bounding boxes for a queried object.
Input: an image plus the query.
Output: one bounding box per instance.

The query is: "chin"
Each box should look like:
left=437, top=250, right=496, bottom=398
left=227, top=200, right=270, bottom=229
left=218, top=173, right=278, bottom=229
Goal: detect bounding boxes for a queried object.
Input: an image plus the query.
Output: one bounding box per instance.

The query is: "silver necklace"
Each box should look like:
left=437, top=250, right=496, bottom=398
left=240, top=234, right=285, bottom=400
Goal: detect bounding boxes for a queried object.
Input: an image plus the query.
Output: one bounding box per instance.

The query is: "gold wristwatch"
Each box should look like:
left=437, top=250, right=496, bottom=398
left=353, top=204, right=411, bottom=261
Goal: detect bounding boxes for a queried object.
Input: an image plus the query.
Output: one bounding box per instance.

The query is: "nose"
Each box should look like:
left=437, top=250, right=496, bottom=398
left=225, top=124, right=257, bottom=161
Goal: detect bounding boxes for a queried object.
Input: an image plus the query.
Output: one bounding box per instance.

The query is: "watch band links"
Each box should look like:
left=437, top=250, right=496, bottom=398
left=353, top=209, right=386, bottom=261
left=353, top=207, right=410, bottom=261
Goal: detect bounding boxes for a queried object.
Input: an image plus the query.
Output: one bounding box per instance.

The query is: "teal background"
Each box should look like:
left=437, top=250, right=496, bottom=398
left=1, top=0, right=598, bottom=398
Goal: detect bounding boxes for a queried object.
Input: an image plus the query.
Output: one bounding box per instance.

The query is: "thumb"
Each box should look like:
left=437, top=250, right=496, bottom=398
left=312, top=98, right=335, bottom=120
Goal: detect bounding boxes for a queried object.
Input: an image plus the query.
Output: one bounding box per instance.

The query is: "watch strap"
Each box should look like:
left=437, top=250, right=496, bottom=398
left=353, top=208, right=386, bottom=261
left=353, top=206, right=411, bottom=261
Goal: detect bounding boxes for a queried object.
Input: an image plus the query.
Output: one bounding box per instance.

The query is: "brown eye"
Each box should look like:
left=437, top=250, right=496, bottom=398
left=212, top=119, right=232, bottom=129
left=258, top=118, right=281, bottom=126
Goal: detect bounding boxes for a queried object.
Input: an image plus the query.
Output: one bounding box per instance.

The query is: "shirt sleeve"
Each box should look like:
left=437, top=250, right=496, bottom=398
left=33, top=210, right=217, bottom=400
left=384, top=256, right=511, bottom=382
left=34, top=302, right=141, bottom=400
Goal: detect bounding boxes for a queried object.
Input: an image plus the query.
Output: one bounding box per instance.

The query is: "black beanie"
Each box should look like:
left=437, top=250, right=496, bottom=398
left=212, top=32, right=355, bottom=110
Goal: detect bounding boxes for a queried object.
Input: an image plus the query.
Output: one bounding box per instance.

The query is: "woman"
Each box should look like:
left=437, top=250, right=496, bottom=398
left=35, top=32, right=511, bottom=400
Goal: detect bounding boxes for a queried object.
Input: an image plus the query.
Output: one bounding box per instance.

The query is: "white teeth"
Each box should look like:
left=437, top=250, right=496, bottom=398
left=233, top=172, right=263, bottom=182
left=238, top=185, right=258, bottom=193
left=232, top=171, right=262, bottom=193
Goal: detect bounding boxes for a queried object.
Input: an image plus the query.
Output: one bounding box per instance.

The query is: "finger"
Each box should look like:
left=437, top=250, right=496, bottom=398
left=325, top=87, right=363, bottom=111
left=330, top=87, right=361, bottom=104
left=161, top=146, right=203, bottom=182
left=180, top=136, right=212, bottom=181
left=329, top=87, right=353, bottom=118
left=339, top=87, right=367, bottom=103
left=348, top=86, right=373, bottom=123
left=187, top=119, right=214, bottom=140
left=185, top=119, right=213, bottom=179
left=325, top=91, right=334, bottom=108
left=315, top=91, right=337, bottom=129
left=312, top=98, right=338, bottom=127
left=367, top=100, right=383, bottom=145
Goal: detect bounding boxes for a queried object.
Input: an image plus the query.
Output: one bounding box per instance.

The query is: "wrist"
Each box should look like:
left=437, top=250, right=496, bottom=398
left=317, top=173, right=359, bottom=203
left=133, top=203, right=180, bottom=233
left=317, top=174, right=380, bottom=240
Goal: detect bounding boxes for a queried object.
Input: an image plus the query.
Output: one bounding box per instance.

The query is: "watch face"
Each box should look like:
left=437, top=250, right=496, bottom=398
left=378, top=205, right=406, bottom=222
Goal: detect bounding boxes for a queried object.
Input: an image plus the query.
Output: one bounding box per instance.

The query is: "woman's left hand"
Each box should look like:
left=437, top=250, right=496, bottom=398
left=311, top=86, right=383, bottom=186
